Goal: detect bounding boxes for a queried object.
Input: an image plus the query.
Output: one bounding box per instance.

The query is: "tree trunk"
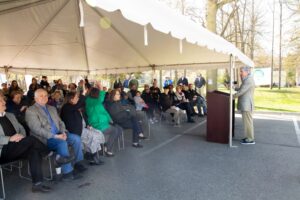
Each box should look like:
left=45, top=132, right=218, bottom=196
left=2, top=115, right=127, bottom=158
left=206, top=0, right=218, bottom=91
left=279, top=0, right=283, bottom=89
left=250, top=0, right=255, bottom=60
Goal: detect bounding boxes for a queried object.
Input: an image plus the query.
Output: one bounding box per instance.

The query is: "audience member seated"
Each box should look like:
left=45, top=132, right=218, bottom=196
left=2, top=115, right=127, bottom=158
left=135, top=90, right=155, bottom=123
left=142, top=85, right=157, bottom=123
left=85, top=85, right=122, bottom=157
left=47, top=90, right=64, bottom=114
left=183, top=84, right=207, bottom=116
left=68, top=83, right=77, bottom=93
left=8, top=80, right=23, bottom=97
left=26, top=89, right=86, bottom=181
left=1, top=83, right=9, bottom=97
left=40, top=76, right=50, bottom=89
left=171, top=85, right=195, bottom=123
left=6, top=91, right=30, bottom=136
left=51, top=79, right=66, bottom=96
left=119, top=87, right=129, bottom=105
left=159, top=86, right=181, bottom=126
left=127, top=84, right=138, bottom=105
left=77, top=80, right=85, bottom=94
left=0, top=93, right=52, bottom=193
left=149, top=79, right=161, bottom=113
left=61, top=91, right=105, bottom=165
left=107, top=89, right=146, bottom=148
left=27, top=77, right=40, bottom=105
left=134, top=91, right=148, bottom=111
left=113, top=78, right=123, bottom=89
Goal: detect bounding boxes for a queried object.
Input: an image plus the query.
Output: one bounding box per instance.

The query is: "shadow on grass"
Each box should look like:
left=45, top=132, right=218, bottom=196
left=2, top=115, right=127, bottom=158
left=255, top=106, right=297, bottom=112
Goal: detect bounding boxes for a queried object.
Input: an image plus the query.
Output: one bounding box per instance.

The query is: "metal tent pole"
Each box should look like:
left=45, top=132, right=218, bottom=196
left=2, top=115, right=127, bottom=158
left=229, top=54, right=237, bottom=148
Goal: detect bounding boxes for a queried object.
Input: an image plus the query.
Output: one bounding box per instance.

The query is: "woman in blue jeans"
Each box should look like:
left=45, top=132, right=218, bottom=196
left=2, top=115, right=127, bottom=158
left=107, top=89, right=146, bottom=148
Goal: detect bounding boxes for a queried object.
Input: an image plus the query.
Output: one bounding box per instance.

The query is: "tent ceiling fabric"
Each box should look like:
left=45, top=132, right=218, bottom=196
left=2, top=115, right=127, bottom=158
left=0, top=0, right=254, bottom=75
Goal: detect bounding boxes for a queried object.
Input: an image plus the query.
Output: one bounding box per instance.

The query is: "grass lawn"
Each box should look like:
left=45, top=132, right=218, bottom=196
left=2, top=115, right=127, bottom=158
left=218, top=87, right=300, bottom=113
left=253, top=87, right=300, bottom=113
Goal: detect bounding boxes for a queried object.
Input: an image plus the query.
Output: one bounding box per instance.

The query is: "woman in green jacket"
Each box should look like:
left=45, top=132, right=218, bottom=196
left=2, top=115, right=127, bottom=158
left=85, top=87, right=121, bottom=156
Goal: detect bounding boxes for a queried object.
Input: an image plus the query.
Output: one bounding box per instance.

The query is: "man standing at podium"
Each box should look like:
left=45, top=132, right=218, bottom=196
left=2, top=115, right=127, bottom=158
left=233, top=66, right=255, bottom=145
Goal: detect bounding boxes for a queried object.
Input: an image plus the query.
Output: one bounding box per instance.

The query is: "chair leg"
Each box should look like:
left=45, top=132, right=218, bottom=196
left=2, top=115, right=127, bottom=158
left=44, top=156, right=53, bottom=181
left=0, top=167, right=5, bottom=200
left=148, top=120, right=151, bottom=138
left=118, top=137, right=121, bottom=150
left=18, top=161, right=31, bottom=181
left=2, top=164, right=12, bottom=172
left=118, top=130, right=125, bottom=150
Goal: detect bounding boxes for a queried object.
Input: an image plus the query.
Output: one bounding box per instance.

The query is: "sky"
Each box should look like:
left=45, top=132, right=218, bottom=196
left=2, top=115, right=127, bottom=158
left=161, top=0, right=296, bottom=57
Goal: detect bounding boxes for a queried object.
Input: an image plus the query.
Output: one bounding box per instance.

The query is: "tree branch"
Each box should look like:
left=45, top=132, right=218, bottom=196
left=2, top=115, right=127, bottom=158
left=217, top=0, right=235, bottom=9
left=220, top=7, right=237, bottom=37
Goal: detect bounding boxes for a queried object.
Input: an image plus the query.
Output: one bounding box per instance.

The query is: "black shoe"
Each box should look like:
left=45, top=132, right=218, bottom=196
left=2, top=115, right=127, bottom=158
left=84, top=152, right=93, bottom=161
left=138, top=135, right=147, bottom=140
left=187, top=119, right=195, bottom=123
left=32, top=184, right=52, bottom=193
left=90, top=159, right=104, bottom=165
left=90, top=153, right=104, bottom=165
left=198, top=113, right=204, bottom=117
left=74, top=163, right=87, bottom=173
left=98, top=149, right=104, bottom=156
left=55, top=155, right=75, bottom=166
left=132, top=143, right=143, bottom=148
left=61, top=171, right=82, bottom=182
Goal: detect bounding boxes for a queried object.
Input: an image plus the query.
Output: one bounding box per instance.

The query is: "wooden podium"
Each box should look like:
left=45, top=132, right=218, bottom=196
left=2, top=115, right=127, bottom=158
left=206, top=91, right=235, bottom=144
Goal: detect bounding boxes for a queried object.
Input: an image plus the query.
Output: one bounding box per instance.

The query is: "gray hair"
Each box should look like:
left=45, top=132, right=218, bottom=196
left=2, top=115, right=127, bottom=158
left=34, top=88, right=48, bottom=98
left=240, top=66, right=251, bottom=73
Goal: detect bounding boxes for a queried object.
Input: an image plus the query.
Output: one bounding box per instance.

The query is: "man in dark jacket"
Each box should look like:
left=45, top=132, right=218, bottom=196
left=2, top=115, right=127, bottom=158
left=40, top=76, right=50, bottom=89
left=0, top=93, right=52, bottom=193
left=177, top=76, right=188, bottom=86
left=159, top=86, right=180, bottom=126
left=184, top=84, right=207, bottom=116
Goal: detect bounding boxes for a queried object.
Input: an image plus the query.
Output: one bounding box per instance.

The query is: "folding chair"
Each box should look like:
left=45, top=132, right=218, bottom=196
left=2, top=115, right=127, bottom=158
left=0, top=160, right=31, bottom=200
left=136, top=110, right=151, bottom=138
left=117, top=130, right=125, bottom=150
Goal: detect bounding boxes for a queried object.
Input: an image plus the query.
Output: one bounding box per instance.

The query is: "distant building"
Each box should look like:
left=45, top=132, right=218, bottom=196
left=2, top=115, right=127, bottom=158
left=253, top=67, right=286, bottom=87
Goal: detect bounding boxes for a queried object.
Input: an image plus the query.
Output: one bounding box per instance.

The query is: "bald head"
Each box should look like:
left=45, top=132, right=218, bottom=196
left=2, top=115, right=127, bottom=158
left=34, top=89, right=48, bottom=106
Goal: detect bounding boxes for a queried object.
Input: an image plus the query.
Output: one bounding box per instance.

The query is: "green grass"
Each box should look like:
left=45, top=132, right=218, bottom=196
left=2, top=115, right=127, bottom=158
left=254, top=87, right=300, bottom=113
left=219, top=87, right=300, bottom=113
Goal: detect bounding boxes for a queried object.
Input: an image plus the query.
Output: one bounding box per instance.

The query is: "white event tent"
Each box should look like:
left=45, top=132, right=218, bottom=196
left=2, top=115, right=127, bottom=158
left=0, top=0, right=254, bottom=76
left=0, top=0, right=254, bottom=147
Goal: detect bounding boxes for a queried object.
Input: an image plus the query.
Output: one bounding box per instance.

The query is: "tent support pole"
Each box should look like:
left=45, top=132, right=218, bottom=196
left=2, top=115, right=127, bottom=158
left=77, top=0, right=90, bottom=73
left=159, top=67, right=163, bottom=89
left=229, top=54, right=236, bottom=148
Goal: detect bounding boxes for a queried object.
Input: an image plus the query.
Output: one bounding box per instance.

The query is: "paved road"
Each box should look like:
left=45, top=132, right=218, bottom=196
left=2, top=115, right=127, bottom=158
left=3, top=112, right=300, bottom=200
